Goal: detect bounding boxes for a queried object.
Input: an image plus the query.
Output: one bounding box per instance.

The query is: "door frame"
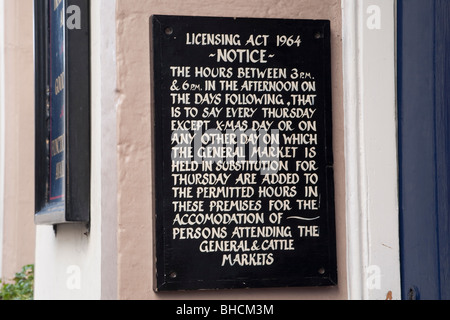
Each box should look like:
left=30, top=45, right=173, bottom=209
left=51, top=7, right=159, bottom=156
left=342, top=0, right=401, bottom=300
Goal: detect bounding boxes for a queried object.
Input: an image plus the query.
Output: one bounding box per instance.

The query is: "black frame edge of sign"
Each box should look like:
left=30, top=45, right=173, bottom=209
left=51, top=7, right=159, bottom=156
left=151, top=15, right=337, bottom=292
left=34, top=0, right=91, bottom=226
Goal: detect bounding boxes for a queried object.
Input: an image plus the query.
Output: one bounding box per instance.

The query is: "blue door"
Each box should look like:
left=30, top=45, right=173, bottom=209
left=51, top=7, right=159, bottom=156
left=398, top=0, right=450, bottom=300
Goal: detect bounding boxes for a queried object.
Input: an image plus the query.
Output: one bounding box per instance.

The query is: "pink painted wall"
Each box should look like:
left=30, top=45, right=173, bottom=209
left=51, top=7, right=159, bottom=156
left=116, top=0, right=346, bottom=300
left=1, top=0, right=36, bottom=280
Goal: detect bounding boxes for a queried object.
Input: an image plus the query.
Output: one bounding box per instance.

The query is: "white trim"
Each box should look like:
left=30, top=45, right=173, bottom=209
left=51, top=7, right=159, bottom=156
left=0, top=0, right=6, bottom=278
left=342, top=0, right=401, bottom=300
left=91, top=0, right=118, bottom=300
left=342, top=0, right=366, bottom=299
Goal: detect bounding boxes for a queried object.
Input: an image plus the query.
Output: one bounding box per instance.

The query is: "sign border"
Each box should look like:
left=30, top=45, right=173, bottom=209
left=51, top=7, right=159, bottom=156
left=151, top=15, right=337, bottom=292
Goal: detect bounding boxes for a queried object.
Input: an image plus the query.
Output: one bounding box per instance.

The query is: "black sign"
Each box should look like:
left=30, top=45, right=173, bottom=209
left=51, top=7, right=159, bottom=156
left=152, top=15, right=337, bottom=291
left=34, top=0, right=90, bottom=225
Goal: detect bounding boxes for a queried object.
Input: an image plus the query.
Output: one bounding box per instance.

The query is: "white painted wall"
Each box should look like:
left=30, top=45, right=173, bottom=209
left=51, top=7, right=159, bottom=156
left=34, top=0, right=117, bottom=300
left=96, top=0, right=118, bottom=300
left=342, top=0, right=401, bottom=300
left=34, top=224, right=101, bottom=299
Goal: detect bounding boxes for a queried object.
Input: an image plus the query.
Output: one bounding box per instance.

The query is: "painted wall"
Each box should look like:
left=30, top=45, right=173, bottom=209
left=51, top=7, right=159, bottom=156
left=0, top=0, right=36, bottom=281
left=0, top=0, right=6, bottom=278
left=115, top=0, right=346, bottom=300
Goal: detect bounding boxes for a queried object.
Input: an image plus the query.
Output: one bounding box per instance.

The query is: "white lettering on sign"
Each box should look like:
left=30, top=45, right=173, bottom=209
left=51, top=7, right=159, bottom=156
left=166, top=31, right=324, bottom=268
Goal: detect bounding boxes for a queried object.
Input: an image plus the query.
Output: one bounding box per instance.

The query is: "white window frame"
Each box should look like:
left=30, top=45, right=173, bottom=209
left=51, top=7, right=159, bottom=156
left=342, top=0, right=401, bottom=300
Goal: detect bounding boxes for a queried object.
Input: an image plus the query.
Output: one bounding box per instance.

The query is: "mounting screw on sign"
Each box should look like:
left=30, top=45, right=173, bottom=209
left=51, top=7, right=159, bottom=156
left=314, top=32, right=323, bottom=39
left=165, top=26, right=173, bottom=35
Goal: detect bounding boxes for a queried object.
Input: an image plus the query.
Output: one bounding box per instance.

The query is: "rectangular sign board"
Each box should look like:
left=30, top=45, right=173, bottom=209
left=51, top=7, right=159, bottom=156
left=152, top=15, right=337, bottom=291
left=34, top=0, right=90, bottom=225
